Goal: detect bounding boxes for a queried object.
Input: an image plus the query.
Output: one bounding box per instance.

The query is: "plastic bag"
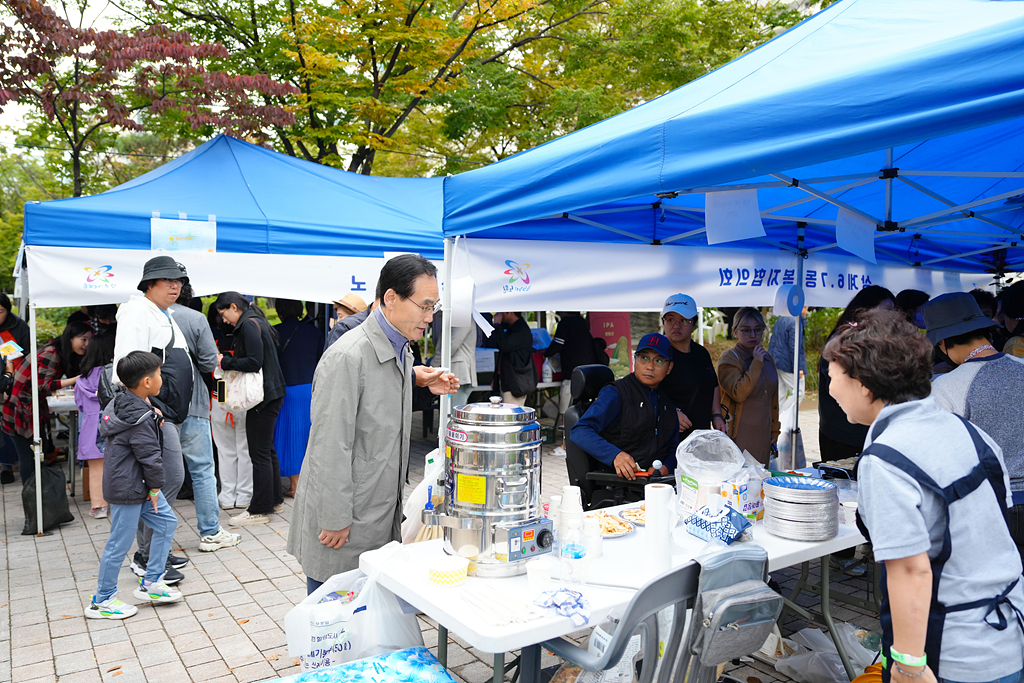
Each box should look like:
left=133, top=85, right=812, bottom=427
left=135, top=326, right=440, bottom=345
left=401, top=449, right=443, bottom=543
left=776, top=394, right=806, bottom=470
left=774, top=625, right=877, bottom=683
left=285, top=569, right=368, bottom=670
left=675, top=430, right=747, bottom=515
left=285, top=569, right=424, bottom=671
left=213, top=365, right=264, bottom=412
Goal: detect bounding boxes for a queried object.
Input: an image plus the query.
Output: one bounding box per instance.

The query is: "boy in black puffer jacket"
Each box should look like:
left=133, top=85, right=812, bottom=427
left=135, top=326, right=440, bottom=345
left=86, top=352, right=182, bottom=620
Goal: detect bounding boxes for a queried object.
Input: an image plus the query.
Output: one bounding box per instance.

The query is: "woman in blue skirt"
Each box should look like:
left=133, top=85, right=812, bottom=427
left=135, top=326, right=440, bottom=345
left=273, top=299, right=325, bottom=497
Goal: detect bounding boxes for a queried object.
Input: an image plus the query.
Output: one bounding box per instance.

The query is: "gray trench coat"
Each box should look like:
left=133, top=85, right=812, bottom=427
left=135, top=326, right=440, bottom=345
left=286, top=312, right=413, bottom=582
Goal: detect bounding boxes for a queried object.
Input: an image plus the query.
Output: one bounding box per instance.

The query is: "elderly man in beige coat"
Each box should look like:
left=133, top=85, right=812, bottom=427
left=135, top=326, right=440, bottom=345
left=288, top=254, right=457, bottom=592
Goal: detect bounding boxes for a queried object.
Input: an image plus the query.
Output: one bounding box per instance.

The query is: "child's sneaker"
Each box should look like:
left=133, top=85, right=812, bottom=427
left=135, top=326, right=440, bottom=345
left=133, top=578, right=183, bottom=604
left=86, top=595, right=138, bottom=620
left=89, top=506, right=109, bottom=518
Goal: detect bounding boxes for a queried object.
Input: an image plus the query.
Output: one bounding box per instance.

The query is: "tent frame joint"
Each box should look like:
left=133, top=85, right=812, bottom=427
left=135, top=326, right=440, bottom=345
left=880, top=167, right=899, bottom=180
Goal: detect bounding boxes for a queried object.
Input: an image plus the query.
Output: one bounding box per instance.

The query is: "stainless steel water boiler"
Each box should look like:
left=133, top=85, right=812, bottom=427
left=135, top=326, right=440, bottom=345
left=422, top=397, right=553, bottom=577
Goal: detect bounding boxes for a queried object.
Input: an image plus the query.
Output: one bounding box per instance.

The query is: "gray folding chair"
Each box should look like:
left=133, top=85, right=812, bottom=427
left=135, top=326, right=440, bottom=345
left=540, top=562, right=702, bottom=683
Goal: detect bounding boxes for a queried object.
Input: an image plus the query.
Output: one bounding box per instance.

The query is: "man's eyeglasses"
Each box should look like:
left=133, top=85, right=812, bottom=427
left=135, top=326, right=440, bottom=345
left=635, top=353, right=670, bottom=367
left=410, top=299, right=442, bottom=314
left=736, top=326, right=765, bottom=336
left=663, top=316, right=697, bottom=327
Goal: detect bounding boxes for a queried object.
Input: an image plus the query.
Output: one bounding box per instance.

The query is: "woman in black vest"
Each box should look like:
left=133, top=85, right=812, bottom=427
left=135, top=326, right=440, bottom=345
left=824, top=309, right=1024, bottom=683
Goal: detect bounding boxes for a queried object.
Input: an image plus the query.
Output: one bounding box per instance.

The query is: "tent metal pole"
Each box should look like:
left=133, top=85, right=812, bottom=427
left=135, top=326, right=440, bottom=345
left=438, top=236, right=455, bottom=456
left=792, top=224, right=805, bottom=469
left=898, top=170, right=1024, bottom=178
left=30, top=302, right=43, bottom=534
left=697, top=307, right=704, bottom=346
left=885, top=148, right=894, bottom=224
left=770, top=173, right=882, bottom=226
left=760, top=178, right=878, bottom=215
left=900, top=186, right=1024, bottom=227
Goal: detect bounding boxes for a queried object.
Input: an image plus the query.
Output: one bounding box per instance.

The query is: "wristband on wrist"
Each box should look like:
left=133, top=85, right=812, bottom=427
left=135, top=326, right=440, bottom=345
left=712, top=413, right=724, bottom=419
left=149, top=490, right=159, bottom=497
left=890, top=648, right=927, bottom=668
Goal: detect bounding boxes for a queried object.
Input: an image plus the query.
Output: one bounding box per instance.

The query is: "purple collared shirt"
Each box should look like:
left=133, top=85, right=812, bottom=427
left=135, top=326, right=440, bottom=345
left=374, top=306, right=409, bottom=369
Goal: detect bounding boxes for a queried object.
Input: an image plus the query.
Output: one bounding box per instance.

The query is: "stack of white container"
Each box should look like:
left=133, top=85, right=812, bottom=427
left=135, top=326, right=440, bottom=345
left=763, top=477, right=839, bottom=541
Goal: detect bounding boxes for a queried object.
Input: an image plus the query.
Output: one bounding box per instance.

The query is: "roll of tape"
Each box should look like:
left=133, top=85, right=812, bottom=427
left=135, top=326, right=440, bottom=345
left=428, top=555, right=469, bottom=587
left=773, top=284, right=805, bottom=317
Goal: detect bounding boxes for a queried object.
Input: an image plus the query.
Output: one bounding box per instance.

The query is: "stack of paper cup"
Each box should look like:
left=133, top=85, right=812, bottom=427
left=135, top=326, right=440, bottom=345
left=584, top=515, right=603, bottom=559
left=559, top=486, right=584, bottom=548
left=645, top=483, right=674, bottom=575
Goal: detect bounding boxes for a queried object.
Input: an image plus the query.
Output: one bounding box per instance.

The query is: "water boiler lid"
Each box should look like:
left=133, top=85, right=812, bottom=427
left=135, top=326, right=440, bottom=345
left=452, top=396, right=536, bottom=424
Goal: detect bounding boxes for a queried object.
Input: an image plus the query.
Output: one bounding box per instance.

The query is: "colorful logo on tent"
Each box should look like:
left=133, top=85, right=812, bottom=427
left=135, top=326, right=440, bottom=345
left=503, top=260, right=531, bottom=285
left=84, top=265, right=115, bottom=284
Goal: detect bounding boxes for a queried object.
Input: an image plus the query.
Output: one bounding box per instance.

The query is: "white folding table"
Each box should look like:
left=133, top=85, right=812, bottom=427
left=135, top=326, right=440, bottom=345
left=360, top=506, right=868, bottom=683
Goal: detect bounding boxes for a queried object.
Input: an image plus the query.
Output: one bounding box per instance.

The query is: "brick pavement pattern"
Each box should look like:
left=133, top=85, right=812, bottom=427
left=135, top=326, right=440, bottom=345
left=0, top=411, right=878, bottom=683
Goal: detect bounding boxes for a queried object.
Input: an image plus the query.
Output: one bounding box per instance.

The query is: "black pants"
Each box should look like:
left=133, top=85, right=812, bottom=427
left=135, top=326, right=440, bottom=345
left=7, top=433, right=36, bottom=484
left=246, top=397, right=284, bottom=515
left=818, top=431, right=862, bottom=462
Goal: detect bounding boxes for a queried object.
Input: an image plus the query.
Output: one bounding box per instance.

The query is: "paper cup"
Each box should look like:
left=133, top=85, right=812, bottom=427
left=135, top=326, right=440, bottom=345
left=526, top=559, right=553, bottom=593
left=840, top=501, right=858, bottom=525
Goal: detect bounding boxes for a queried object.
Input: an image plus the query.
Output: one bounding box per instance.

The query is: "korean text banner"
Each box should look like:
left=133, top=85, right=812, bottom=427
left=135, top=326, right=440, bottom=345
left=25, top=246, right=438, bottom=308
left=455, top=239, right=984, bottom=312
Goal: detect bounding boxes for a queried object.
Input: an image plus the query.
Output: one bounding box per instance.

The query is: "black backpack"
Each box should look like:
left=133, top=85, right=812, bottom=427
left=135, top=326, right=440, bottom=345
left=21, top=463, right=75, bottom=535
left=149, top=325, right=194, bottom=424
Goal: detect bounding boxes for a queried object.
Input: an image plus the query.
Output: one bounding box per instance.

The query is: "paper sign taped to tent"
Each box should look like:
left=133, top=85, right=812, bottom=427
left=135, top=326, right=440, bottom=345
left=151, top=216, right=217, bottom=252
left=835, top=209, right=877, bottom=264
left=704, top=190, right=766, bottom=245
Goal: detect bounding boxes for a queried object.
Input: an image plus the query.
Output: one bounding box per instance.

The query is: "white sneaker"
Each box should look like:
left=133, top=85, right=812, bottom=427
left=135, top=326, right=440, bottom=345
left=198, top=527, right=242, bottom=552
left=273, top=503, right=284, bottom=513
left=133, top=579, right=183, bottom=604
left=229, top=511, right=269, bottom=527
left=87, top=595, right=138, bottom=620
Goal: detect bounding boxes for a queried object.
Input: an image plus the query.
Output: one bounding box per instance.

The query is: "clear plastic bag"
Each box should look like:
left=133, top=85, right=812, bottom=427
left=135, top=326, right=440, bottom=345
left=774, top=625, right=877, bottom=683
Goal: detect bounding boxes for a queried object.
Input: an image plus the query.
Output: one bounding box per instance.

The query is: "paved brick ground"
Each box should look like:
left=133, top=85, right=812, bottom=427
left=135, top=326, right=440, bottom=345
left=0, top=411, right=878, bottom=683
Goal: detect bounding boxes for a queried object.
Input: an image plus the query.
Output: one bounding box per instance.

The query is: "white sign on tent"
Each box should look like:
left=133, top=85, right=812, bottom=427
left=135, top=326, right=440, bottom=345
left=454, top=239, right=983, bottom=311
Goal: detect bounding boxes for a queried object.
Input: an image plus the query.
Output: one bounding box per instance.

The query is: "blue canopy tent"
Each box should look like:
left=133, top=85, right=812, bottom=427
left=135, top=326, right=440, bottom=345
left=440, top=0, right=1024, bottom=313
left=24, top=134, right=444, bottom=308
left=20, top=134, right=444, bottom=533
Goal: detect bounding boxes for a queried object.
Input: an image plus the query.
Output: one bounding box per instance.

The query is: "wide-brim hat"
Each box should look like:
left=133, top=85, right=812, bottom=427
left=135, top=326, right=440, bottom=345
left=922, top=292, right=993, bottom=345
left=333, top=293, right=367, bottom=315
left=662, top=293, right=698, bottom=320
left=139, top=256, right=189, bottom=288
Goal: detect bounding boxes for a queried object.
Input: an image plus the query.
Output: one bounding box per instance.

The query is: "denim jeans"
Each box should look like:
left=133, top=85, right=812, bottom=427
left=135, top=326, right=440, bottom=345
left=941, top=670, right=1024, bottom=683
left=137, top=422, right=183, bottom=563
left=97, top=493, right=178, bottom=602
left=179, top=416, right=221, bottom=537
left=307, top=576, right=324, bottom=595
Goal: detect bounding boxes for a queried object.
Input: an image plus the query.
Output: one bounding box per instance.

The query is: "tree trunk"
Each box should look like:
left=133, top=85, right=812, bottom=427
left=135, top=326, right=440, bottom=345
left=72, top=149, right=83, bottom=197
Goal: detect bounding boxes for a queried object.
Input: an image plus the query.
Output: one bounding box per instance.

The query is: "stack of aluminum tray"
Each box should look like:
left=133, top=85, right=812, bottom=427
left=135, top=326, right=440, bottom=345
left=763, top=477, right=839, bottom=541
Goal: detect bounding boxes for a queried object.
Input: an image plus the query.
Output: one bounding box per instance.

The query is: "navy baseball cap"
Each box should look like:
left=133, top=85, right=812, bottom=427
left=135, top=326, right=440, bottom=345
left=636, top=333, right=673, bottom=359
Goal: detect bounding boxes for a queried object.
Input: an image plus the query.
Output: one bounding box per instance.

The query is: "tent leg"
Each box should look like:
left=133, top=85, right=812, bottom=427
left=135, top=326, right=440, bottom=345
left=438, top=237, right=455, bottom=456
left=30, top=303, right=43, bottom=535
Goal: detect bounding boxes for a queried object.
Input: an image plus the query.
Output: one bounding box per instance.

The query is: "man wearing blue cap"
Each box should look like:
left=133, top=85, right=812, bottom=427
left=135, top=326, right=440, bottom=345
left=571, top=333, right=679, bottom=481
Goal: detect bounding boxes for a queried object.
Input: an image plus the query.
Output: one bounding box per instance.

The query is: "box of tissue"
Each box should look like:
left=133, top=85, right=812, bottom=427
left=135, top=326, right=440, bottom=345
left=269, top=647, right=456, bottom=683
left=684, top=505, right=751, bottom=545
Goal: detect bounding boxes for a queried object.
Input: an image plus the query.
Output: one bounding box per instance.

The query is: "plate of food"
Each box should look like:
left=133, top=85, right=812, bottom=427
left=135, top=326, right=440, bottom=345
left=618, top=505, right=645, bottom=526
left=590, top=510, right=635, bottom=538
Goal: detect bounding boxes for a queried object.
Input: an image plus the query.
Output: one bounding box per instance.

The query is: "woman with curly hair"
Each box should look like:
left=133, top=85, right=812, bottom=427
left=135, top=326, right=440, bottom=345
left=823, top=309, right=1024, bottom=683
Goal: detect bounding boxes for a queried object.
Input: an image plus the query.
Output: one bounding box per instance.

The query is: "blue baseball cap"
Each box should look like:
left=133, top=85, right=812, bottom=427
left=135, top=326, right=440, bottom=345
left=636, top=333, right=673, bottom=360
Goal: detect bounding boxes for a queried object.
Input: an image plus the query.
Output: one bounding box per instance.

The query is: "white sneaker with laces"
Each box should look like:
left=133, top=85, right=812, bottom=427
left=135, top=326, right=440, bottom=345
left=199, top=527, right=242, bottom=552
left=229, top=510, right=269, bottom=527
left=87, top=595, right=138, bottom=620
left=133, top=579, right=183, bottom=604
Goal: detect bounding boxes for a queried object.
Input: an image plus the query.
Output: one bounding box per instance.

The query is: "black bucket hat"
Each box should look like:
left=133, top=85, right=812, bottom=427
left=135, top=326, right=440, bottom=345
left=138, top=256, right=189, bottom=290
left=922, top=292, right=993, bottom=345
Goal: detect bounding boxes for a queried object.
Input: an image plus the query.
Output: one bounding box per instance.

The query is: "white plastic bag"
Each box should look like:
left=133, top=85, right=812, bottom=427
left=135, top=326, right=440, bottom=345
left=776, top=394, right=806, bottom=470
left=213, top=366, right=264, bottom=412
left=285, top=569, right=424, bottom=671
left=285, top=569, right=367, bottom=671
left=675, top=430, right=747, bottom=515
left=402, top=449, right=443, bottom=543
left=774, top=625, right=876, bottom=682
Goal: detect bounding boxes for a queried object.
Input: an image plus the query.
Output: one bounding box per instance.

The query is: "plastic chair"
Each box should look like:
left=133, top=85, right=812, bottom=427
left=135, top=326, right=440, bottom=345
left=540, top=562, right=701, bottom=683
